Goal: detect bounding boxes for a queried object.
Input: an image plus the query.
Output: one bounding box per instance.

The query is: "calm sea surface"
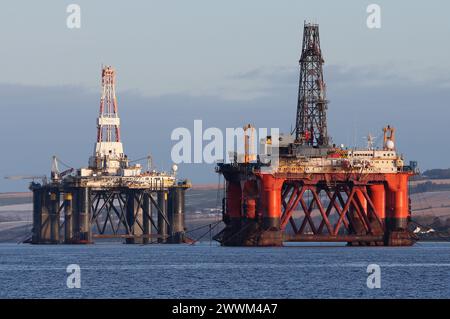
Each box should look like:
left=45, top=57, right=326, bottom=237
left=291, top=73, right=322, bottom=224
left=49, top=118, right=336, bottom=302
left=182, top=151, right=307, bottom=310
left=1, top=242, right=450, bottom=298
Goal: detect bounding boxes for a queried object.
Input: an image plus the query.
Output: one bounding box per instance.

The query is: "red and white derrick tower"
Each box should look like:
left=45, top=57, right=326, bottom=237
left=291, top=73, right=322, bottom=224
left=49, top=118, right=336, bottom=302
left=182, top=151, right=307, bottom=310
left=97, top=66, right=121, bottom=144
left=89, top=66, right=126, bottom=174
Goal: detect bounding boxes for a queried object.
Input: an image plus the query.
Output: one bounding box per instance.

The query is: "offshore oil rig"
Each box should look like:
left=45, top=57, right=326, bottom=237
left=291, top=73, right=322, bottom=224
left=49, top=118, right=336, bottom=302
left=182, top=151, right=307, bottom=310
left=215, top=23, right=418, bottom=246
left=29, top=66, right=190, bottom=244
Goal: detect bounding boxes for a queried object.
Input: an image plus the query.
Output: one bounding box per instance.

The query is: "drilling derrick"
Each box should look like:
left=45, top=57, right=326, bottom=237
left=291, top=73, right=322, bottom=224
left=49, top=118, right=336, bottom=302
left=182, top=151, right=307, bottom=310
left=296, top=23, right=329, bottom=146
left=29, top=66, right=191, bottom=245
left=97, top=66, right=121, bottom=144
left=215, top=22, right=418, bottom=247
left=82, top=66, right=140, bottom=177
left=89, top=66, right=124, bottom=174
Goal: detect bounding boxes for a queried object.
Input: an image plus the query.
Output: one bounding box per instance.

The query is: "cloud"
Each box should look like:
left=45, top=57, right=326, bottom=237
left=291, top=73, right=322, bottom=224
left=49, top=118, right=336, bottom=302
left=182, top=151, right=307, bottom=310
left=0, top=83, right=295, bottom=192
left=230, top=63, right=450, bottom=93
left=1, top=63, right=450, bottom=191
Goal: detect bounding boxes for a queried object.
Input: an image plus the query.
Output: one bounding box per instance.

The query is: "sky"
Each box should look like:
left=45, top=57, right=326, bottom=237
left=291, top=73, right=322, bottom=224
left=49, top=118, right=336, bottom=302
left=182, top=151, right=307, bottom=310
left=0, top=0, right=449, bottom=192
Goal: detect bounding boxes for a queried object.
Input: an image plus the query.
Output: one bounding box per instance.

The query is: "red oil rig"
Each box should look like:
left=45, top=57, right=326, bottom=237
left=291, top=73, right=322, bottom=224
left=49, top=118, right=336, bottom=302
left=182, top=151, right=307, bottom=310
left=215, top=22, right=418, bottom=247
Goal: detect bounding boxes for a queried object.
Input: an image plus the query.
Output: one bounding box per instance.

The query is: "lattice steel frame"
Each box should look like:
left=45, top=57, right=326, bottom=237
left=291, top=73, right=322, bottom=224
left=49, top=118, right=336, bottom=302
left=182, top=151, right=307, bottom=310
left=280, top=182, right=385, bottom=242
left=295, top=22, right=329, bottom=146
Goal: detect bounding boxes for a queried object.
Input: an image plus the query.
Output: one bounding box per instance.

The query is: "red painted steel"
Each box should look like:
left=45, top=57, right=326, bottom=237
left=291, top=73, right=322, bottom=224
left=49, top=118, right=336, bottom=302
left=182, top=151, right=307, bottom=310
left=217, top=171, right=414, bottom=246
left=259, top=174, right=284, bottom=221
left=369, top=184, right=386, bottom=220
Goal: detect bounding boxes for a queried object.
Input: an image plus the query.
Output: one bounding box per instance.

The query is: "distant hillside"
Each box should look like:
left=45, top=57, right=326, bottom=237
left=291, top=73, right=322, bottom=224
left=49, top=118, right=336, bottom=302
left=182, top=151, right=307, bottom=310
left=410, top=168, right=450, bottom=194
left=0, top=192, right=32, bottom=206
left=422, top=168, right=450, bottom=179
left=410, top=181, right=450, bottom=194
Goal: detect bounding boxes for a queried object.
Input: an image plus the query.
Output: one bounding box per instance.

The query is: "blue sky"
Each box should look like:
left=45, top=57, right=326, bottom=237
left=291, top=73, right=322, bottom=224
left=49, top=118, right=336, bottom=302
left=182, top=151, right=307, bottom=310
left=0, top=0, right=449, bottom=191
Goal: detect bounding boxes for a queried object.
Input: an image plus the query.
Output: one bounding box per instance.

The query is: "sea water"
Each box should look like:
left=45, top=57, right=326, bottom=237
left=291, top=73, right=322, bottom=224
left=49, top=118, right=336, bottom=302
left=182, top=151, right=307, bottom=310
left=1, top=242, right=449, bottom=298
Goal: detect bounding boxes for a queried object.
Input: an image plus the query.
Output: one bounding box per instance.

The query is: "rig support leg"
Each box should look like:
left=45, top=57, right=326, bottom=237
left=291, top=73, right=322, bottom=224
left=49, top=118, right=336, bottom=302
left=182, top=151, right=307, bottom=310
left=221, top=181, right=242, bottom=246
left=125, top=190, right=136, bottom=244
left=368, top=184, right=386, bottom=245
left=31, top=188, right=43, bottom=244
left=142, top=192, right=151, bottom=244
left=240, top=180, right=259, bottom=245
left=369, top=184, right=386, bottom=222
left=168, top=187, right=186, bottom=243
left=385, top=174, right=413, bottom=246
left=64, top=193, right=73, bottom=244
left=73, top=187, right=92, bottom=244
left=49, top=191, right=60, bottom=244
left=125, top=190, right=143, bottom=244
left=259, top=174, right=284, bottom=246
left=157, top=191, right=168, bottom=243
left=40, top=190, right=51, bottom=243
